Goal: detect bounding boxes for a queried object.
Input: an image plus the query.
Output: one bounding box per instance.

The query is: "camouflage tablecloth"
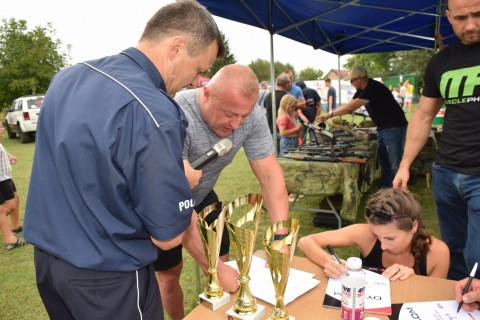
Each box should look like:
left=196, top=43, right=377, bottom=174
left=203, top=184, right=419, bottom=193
left=278, top=141, right=379, bottom=222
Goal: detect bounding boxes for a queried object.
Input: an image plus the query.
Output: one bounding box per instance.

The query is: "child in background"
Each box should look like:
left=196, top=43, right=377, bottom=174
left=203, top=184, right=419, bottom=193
left=276, top=94, right=303, bottom=156
left=0, top=123, right=25, bottom=250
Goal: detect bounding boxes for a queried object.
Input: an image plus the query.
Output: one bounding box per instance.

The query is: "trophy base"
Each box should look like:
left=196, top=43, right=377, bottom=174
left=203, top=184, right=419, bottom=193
left=199, top=292, right=230, bottom=311
left=268, top=316, right=295, bottom=320
left=225, top=304, right=265, bottom=320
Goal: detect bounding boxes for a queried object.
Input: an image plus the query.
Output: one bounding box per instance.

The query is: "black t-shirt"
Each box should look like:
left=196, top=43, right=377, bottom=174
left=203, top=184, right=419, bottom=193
left=353, top=79, right=408, bottom=130
left=302, top=88, right=321, bottom=122
left=264, top=90, right=288, bottom=133
left=423, top=40, right=480, bottom=175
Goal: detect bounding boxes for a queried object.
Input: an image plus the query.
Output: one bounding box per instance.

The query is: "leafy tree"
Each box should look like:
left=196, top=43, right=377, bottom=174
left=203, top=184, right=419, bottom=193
left=390, top=50, right=436, bottom=86
left=0, top=18, right=71, bottom=109
left=205, top=31, right=236, bottom=78
left=248, top=58, right=296, bottom=84
left=299, top=67, right=324, bottom=80
left=344, top=49, right=436, bottom=83
left=344, top=52, right=395, bottom=79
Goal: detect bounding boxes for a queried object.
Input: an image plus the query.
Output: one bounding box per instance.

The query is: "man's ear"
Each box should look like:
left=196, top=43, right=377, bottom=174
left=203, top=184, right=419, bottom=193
left=168, top=36, right=186, bottom=59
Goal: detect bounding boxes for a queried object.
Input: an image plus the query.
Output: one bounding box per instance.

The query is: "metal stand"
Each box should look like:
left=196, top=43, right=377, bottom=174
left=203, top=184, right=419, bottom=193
left=289, top=195, right=342, bottom=229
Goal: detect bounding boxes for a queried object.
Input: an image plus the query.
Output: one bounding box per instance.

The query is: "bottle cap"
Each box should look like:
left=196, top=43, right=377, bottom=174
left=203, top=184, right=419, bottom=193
left=346, top=257, right=362, bottom=270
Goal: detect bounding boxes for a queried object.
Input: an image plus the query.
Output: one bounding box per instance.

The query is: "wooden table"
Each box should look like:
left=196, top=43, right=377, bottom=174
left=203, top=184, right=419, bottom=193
left=184, top=255, right=456, bottom=320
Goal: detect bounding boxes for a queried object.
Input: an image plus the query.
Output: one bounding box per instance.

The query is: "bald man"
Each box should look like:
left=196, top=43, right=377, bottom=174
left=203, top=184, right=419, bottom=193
left=155, top=64, right=290, bottom=319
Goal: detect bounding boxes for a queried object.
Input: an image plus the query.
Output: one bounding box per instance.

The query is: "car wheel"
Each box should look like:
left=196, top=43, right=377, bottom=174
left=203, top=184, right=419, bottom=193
left=18, top=124, right=31, bottom=144
left=5, top=122, right=16, bottom=139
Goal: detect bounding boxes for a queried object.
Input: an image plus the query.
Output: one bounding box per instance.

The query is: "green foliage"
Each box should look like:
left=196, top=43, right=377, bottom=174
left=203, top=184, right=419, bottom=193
left=206, top=32, right=237, bottom=78
left=344, top=49, right=436, bottom=83
left=299, top=67, right=324, bottom=80
left=0, top=18, right=71, bottom=110
left=248, top=58, right=296, bottom=83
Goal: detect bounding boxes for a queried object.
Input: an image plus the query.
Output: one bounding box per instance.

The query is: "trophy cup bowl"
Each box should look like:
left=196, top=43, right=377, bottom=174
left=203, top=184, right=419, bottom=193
left=264, top=218, right=300, bottom=320
left=225, top=193, right=266, bottom=320
left=197, top=202, right=230, bottom=310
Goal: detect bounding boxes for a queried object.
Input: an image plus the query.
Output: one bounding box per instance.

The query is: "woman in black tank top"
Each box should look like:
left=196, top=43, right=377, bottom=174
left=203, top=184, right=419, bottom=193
left=298, top=188, right=449, bottom=280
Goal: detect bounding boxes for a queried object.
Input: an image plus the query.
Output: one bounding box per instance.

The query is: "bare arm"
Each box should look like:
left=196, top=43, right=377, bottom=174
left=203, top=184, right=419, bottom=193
left=296, top=109, right=310, bottom=124
left=296, top=96, right=306, bottom=109
left=315, top=101, right=322, bottom=119
left=180, top=210, right=239, bottom=292
left=249, top=154, right=289, bottom=224
left=426, top=237, right=450, bottom=278
left=319, top=98, right=367, bottom=122
left=393, top=96, right=443, bottom=189
left=183, top=159, right=202, bottom=189
left=297, top=224, right=375, bottom=278
left=151, top=233, right=185, bottom=251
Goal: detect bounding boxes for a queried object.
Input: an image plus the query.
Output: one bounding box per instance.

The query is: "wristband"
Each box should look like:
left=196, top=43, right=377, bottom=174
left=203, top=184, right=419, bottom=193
left=273, top=233, right=289, bottom=241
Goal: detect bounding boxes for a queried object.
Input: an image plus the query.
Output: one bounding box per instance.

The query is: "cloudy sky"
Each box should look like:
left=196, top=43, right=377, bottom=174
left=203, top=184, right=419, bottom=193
left=2, top=0, right=349, bottom=73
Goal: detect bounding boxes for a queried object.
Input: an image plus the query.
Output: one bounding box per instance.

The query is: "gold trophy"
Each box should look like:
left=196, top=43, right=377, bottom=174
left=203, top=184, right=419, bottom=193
left=197, top=202, right=230, bottom=310
left=225, top=193, right=266, bottom=320
left=264, top=218, right=300, bottom=320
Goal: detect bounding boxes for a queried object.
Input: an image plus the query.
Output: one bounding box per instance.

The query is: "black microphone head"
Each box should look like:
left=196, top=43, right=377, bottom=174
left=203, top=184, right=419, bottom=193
left=213, top=139, right=233, bottom=157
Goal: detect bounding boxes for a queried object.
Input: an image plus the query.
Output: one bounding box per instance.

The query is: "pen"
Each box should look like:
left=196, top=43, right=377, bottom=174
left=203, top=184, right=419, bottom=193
left=326, top=244, right=342, bottom=265
left=457, top=262, right=478, bottom=313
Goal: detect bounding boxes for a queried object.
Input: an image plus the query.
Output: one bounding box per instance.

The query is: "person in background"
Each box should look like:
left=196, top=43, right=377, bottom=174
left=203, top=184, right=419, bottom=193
left=320, top=66, right=408, bottom=188
left=455, top=277, right=480, bottom=312
left=296, top=80, right=321, bottom=142
left=298, top=188, right=449, bottom=280
left=399, top=81, right=406, bottom=108
left=156, top=64, right=290, bottom=320
left=23, top=1, right=224, bottom=319
left=0, top=123, right=25, bottom=250
left=325, top=78, right=337, bottom=113
left=393, top=0, right=480, bottom=281
left=257, top=80, right=269, bottom=107
left=277, top=94, right=303, bottom=156
left=403, top=79, right=414, bottom=112
left=283, top=70, right=306, bottom=109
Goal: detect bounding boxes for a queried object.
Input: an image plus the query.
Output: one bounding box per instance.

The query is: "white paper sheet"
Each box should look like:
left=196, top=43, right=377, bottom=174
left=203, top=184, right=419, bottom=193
left=226, top=255, right=320, bottom=306
left=392, top=300, right=480, bottom=320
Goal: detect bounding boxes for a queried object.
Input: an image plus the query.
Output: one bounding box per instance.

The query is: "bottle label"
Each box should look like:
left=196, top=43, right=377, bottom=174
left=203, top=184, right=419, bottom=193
left=341, top=285, right=365, bottom=320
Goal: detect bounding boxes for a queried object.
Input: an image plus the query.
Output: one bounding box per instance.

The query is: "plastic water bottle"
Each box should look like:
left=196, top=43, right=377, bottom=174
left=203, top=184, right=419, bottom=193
left=341, top=257, right=365, bottom=320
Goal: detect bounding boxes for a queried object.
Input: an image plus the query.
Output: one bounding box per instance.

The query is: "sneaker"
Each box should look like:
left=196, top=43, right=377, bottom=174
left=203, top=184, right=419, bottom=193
left=4, top=238, right=26, bottom=250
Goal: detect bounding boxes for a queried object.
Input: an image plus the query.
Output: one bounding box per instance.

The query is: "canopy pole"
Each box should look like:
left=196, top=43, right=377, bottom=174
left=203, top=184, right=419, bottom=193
left=269, top=33, right=277, bottom=155
left=337, top=54, right=342, bottom=106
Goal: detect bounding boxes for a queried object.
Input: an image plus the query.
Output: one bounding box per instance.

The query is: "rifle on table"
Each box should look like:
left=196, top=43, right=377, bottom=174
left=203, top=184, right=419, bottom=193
left=280, top=154, right=368, bottom=164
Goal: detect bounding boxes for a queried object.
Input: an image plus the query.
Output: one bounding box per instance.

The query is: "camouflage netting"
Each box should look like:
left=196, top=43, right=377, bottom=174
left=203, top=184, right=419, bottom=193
left=279, top=141, right=380, bottom=222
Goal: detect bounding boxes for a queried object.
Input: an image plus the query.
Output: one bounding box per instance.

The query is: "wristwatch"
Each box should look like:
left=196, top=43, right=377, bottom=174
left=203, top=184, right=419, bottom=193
left=273, top=233, right=290, bottom=241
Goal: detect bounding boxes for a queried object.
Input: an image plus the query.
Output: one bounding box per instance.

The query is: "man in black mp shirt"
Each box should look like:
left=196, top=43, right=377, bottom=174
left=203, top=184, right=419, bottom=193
left=394, top=0, right=480, bottom=281
left=320, top=66, right=408, bottom=188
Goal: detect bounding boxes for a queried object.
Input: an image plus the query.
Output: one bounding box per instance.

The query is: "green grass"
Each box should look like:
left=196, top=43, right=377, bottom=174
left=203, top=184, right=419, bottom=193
left=0, top=104, right=440, bottom=320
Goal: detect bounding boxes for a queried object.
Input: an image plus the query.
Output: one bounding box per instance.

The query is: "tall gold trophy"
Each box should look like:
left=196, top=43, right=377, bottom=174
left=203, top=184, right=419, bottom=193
left=197, top=202, right=230, bottom=310
left=225, top=193, right=266, bottom=320
left=264, top=218, right=300, bottom=320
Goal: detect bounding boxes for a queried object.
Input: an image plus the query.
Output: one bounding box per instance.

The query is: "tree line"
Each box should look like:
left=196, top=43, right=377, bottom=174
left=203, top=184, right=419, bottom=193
left=0, top=18, right=437, bottom=110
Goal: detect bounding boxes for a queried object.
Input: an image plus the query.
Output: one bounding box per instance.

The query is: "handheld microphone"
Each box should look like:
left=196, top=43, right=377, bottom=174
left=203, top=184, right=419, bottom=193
left=191, top=139, right=233, bottom=169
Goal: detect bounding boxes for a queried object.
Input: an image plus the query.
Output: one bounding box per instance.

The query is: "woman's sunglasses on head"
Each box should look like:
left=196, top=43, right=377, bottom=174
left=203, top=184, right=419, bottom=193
left=365, top=207, right=414, bottom=224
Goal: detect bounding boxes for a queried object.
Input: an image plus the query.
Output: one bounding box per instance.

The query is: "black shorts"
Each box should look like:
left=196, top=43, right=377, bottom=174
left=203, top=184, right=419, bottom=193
left=153, top=190, right=230, bottom=271
left=0, top=179, right=16, bottom=205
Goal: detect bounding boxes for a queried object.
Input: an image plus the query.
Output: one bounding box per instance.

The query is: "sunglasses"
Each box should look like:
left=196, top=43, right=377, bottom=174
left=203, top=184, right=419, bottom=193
left=365, top=207, right=414, bottom=224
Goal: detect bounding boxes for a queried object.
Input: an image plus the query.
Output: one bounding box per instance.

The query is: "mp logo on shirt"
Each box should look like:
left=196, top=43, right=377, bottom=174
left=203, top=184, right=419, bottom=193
left=441, top=65, right=480, bottom=104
